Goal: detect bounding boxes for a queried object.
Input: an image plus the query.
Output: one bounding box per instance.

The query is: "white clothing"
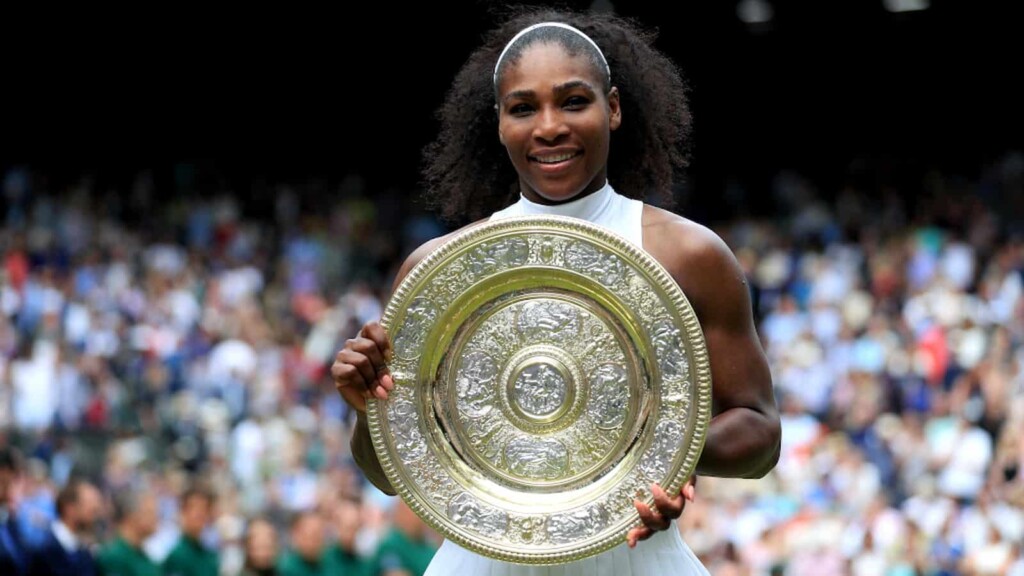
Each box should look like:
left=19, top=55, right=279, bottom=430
left=424, top=183, right=709, bottom=575
left=52, top=520, right=81, bottom=553
left=488, top=182, right=644, bottom=248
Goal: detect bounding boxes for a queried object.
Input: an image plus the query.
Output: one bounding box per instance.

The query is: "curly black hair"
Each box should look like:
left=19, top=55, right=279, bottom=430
left=420, top=5, right=692, bottom=225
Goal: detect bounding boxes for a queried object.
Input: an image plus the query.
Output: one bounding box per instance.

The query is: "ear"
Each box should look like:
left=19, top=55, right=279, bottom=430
left=607, top=86, right=622, bottom=131
left=496, top=103, right=506, bottom=145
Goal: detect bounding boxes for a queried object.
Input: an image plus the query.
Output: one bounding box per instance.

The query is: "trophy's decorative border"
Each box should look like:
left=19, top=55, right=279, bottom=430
left=367, top=215, right=712, bottom=565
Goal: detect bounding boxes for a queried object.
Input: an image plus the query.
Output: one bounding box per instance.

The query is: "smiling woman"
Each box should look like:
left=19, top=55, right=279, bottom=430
left=417, top=6, right=692, bottom=225
left=331, top=5, right=780, bottom=576
left=496, top=36, right=621, bottom=204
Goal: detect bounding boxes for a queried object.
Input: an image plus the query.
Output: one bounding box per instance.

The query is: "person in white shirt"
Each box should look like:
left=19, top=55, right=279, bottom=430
left=331, top=6, right=781, bottom=575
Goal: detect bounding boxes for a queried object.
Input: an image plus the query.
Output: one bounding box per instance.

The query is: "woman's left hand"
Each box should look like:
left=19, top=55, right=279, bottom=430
left=626, top=475, right=697, bottom=548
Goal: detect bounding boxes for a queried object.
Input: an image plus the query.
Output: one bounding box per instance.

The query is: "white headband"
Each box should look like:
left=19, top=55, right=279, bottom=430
left=492, top=22, right=610, bottom=87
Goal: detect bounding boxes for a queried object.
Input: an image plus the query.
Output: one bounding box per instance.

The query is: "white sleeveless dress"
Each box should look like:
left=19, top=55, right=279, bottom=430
left=423, top=183, right=710, bottom=576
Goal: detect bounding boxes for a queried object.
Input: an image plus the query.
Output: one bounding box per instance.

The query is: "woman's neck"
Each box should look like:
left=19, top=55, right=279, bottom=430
left=516, top=181, right=615, bottom=221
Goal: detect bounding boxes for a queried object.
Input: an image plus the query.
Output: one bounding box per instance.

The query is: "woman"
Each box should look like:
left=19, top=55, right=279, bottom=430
left=332, top=6, right=781, bottom=574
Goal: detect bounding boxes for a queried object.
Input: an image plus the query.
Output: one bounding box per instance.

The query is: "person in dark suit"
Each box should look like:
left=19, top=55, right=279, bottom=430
left=26, top=477, right=104, bottom=576
left=1, top=446, right=28, bottom=576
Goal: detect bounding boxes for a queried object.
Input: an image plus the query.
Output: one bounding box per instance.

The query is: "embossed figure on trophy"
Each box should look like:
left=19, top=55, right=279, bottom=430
left=394, top=297, right=439, bottom=358
left=516, top=300, right=581, bottom=342
left=466, top=415, right=508, bottom=461
left=390, top=398, right=427, bottom=463
left=468, top=238, right=530, bottom=276
left=448, top=492, right=510, bottom=539
left=587, top=363, right=629, bottom=429
left=650, top=319, right=689, bottom=379
left=547, top=506, right=611, bottom=545
left=505, top=437, right=569, bottom=479
left=512, top=363, right=568, bottom=417
left=457, top=351, right=499, bottom=417
left=565, top=243, right=625, bottom=286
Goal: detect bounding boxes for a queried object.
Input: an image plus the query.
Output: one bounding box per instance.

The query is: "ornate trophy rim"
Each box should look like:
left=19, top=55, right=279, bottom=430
left=367, top=214, right=712, bottom=565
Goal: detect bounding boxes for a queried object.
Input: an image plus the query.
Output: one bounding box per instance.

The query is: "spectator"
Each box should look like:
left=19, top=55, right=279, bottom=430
left=161, top=485, right=218, bottom=576
left=1, top=150, right=1022, bottom=573
left=277, top=510, right=325, bottom=576
left=0, top=446, right=27, bottom=575
left=26, top=477, right=104, bottom=576
left=241, top=517, right=278, bottom=576
left=323, top=494, right=370, bottom=576
left=371, top=500, right=436, bottom=576
left=96, top=486, right=161, bottom=576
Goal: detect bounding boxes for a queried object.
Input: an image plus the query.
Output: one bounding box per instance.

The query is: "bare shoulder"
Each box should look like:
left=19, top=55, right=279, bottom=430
left=641, top=205, right=750, bottom=324
left=390, top=218, right=491, bottom=294
left=641, top=205, right=741, bottom=280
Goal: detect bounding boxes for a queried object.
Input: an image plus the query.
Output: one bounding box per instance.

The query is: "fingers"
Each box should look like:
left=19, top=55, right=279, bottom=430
left=359, top=321, right=393, bottom=362
left=335, top=348, right=377, bottom=388
left=332, top=322, right=394, bottom=411
left=634, top=497, right=670, bottom=533
left=626, top=526, right=652, bottom=549
left=355, top=324, right=393, bottom=395
left=683, top=476, right=697, bottom=502
left=627, top=482, right=691, bottom=548
left=330, top=355, right=370, bottom=411
left=651, top=483, right=685, bottom=519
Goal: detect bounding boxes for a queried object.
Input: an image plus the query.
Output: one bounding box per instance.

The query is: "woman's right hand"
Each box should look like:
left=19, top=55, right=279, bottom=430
left=332, top=321, right=394, bottom=413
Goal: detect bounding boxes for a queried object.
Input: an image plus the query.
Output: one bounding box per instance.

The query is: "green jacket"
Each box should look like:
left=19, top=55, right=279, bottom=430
left=97, top=536, right=161, bottom=576
left=322, top=543, right=371, bottom=576
left=161, top=535, right=219, bottom=576
left=371, top=529, right=436, bottom=576
left=277, top=550, right=327, bottom=576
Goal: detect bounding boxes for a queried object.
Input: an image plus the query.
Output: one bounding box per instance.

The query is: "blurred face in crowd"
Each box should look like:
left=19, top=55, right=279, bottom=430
left=291, top=513, right=325, bottom=562
left=180, top=493, right=214, bottom=539
left=245, top=519, right=278, bottom=570
left=134, top=493, right=161, bottom=539
left=0, top=467, right=17, bottom=508
left=393, top=499, right=426, bottom=540
left=334, top=498, right=361, bottom=551
left=68, top=482, right=105, bottom=536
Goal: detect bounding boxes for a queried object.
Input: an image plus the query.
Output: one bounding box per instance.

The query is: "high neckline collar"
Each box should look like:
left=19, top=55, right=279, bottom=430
left=516, top=182, right=615, bottom=220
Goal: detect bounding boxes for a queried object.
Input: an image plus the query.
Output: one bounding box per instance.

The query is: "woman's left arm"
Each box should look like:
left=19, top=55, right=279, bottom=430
left=664, top=221, right=781, bottom=478
left=628, top=214, right=782, bottom=547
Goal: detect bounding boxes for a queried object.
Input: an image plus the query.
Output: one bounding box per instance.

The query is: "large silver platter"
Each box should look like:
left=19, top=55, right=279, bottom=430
left=367, top=215, right=711, bottom=564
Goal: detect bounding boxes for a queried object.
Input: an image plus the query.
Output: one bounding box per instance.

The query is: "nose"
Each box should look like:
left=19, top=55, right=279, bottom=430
left=532, top=106, right=569, bottom=142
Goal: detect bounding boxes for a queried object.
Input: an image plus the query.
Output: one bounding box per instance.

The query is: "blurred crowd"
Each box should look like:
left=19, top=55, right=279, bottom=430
left=1, top=151, right=1023, bottom=576
left=1, top=166, right=443, bottom=576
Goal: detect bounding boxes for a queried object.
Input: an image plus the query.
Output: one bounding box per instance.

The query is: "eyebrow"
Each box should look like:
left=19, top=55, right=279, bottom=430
left=502, top=80, right=598, bottom=104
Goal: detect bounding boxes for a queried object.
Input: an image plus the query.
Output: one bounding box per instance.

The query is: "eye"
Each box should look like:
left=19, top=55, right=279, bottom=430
left=508, top=103, right=534, bottom=116
left=563, top=95, right=591, bottom=110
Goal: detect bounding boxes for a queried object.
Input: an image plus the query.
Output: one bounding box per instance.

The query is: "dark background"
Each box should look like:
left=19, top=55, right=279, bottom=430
left=3, top=0, right=1021, bottom=222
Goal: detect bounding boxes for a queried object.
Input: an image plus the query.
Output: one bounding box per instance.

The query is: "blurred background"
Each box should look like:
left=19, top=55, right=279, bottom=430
left=1, top=0, right=1022, bottom=575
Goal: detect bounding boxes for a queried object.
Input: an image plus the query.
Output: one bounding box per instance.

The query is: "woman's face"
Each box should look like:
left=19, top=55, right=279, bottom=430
left=497, top=42, right=620, bottom=205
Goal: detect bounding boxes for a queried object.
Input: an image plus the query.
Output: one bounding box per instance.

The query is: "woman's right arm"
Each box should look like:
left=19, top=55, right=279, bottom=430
left=333, top=232, right=461, bottom=495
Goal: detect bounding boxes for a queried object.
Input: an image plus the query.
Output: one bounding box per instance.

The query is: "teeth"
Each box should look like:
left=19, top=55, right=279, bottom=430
left=535, top=152, right=576, bottom=164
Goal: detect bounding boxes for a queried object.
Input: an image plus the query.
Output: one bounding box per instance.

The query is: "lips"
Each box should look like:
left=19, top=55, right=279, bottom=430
left=529, top=150, right=582, bottom=167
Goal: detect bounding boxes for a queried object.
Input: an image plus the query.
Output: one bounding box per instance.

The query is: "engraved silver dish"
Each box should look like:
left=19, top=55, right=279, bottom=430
left=367, top=215, right=711, bottom=564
